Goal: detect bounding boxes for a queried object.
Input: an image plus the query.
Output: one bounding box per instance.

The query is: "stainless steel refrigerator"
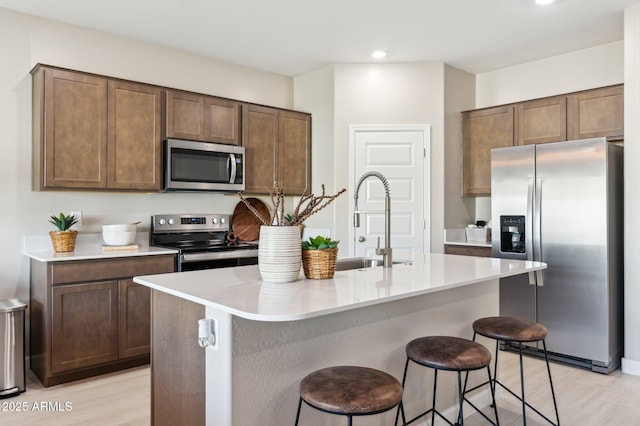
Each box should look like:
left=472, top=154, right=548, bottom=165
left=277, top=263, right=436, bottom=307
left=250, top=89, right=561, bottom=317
left=491, top=137, right=623, bottom=373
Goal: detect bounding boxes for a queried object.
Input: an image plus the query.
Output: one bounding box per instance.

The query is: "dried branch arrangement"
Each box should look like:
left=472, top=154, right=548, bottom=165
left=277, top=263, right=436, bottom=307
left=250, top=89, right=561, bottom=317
left=238, top=182, right=346, bottom=226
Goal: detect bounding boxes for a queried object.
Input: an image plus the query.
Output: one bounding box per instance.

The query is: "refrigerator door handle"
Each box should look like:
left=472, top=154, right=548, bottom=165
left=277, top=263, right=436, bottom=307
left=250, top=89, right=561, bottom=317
left=534, top=176, right=544, bottom=287
left=527, top=177, right=536, bottom=285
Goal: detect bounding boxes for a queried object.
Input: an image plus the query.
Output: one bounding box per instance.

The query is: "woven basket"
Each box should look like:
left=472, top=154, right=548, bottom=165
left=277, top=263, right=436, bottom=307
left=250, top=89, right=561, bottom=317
left=49, top=230, right=78, bottom=253
left=302, top=247, right=338, bottom=279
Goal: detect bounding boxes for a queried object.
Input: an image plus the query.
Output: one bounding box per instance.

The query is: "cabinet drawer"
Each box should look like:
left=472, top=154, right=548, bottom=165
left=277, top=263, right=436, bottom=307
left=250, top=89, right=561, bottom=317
left=50, top=255, right=175, bottom=284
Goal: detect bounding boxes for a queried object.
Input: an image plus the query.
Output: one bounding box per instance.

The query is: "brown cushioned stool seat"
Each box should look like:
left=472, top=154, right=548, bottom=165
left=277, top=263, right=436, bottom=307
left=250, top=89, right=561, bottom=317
left=465, top=316, right=559, bottom=426
left=400, top=336, right=498, bottom=426
left=473, top=316, right=548, bottom=342
left=295, top=366, right=406, bottom=425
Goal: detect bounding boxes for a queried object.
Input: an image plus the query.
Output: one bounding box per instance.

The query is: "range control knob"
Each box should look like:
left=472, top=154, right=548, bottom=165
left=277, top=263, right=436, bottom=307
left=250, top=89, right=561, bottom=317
left=158, top=219, right=166, bottom=225
left=220, top=217, right=226, bottom=224
left=168, top=218, right=175, bottom=225
left=212, top=218, right=218, bottom=224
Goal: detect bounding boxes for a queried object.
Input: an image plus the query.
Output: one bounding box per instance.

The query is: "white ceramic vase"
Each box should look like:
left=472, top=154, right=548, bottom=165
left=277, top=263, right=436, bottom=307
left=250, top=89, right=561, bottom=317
left=258, top=226, right=302, bottom=283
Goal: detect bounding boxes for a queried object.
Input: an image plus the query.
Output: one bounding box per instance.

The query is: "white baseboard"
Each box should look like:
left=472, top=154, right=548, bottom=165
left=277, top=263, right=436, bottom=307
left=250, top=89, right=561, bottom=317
left=621, top=357, right=640, bottom=376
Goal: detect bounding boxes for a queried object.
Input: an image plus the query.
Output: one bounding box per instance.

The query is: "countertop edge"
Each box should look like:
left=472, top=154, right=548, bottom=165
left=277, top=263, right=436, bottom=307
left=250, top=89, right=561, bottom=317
left=25, top=247, right=178, bottom=262
left=134, top=257, right=546, bottom=322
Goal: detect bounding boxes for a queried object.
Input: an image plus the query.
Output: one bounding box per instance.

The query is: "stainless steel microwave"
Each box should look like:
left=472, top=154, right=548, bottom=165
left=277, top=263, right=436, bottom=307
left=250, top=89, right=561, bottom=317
left=164, top=139, right=245, bottom=192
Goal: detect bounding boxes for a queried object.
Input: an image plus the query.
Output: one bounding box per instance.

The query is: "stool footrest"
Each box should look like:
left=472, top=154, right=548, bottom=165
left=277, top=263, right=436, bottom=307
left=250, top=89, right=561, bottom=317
left=405, top=407, right=455, bottom=426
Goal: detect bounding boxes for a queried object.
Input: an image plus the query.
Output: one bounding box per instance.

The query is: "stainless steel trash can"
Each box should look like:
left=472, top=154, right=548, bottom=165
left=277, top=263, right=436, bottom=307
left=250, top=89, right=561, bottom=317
left=0, top=299, right=26, bottom=398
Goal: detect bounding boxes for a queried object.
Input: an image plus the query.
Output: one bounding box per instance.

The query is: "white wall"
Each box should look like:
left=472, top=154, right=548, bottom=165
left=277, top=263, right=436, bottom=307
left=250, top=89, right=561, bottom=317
left=476, top=41, right=624, bottom=107
left=331, top=63, right=446, bottom=254
left=0, top=7, right=294, bottom=301
left=623, top=6, right=640, bottom=375
left=293, top=65, right=336, bottom=234
left=443, top=64, right=477, bottom=228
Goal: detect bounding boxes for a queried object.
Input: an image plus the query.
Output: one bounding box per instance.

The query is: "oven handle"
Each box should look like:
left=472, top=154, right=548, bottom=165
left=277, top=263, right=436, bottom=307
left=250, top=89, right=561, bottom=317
left=181, top=249, right=258, bottom=263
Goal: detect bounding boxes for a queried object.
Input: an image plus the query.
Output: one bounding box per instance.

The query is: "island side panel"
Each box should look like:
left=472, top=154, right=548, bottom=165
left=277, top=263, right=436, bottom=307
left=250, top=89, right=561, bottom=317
left=151, top=290, right=205, bottom=425
left=205, top=306, right=233, bottom=426
left=228, top=279, right=499, bottom=426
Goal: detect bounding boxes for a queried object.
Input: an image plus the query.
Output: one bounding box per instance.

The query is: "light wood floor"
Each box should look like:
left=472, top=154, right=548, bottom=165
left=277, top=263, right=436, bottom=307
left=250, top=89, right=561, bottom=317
left=2, top=351, right=640, bottom=425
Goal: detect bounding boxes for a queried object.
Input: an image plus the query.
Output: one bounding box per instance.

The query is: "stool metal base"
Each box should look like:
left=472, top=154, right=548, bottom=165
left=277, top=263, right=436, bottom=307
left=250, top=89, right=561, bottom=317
left=465, top=332, right=560, bottom=426
left=397, top=357, right=499, bottom=426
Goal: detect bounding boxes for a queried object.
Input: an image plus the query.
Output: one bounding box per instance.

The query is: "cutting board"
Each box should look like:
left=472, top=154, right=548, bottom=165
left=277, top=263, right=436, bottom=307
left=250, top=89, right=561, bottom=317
left=232, top=198, right=270, bottom=242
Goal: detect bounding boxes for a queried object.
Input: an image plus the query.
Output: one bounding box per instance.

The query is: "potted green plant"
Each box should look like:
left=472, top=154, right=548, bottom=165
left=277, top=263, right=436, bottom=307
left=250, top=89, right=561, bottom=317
left=301, top=236, right=340, bottom=279
left=49, top=212, right=78, bottom=252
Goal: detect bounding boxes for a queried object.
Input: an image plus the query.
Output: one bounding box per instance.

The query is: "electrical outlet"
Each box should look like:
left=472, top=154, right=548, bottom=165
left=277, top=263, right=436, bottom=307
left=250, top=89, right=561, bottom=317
left=71, top=211, right=82, bottom=226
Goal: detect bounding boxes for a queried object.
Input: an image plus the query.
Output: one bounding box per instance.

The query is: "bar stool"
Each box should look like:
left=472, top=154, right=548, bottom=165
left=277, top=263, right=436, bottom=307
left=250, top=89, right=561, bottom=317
left=295, top=365, right=407, bottom=425
left=398, top=336, right=499, bottom=426
left=467, top=316, right=560, bottom=426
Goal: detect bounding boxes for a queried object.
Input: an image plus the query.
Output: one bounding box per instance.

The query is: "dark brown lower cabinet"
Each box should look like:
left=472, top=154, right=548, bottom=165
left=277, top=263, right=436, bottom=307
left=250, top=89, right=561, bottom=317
left=51, top=281, right=119, bottom=374
left=151, top=290, right=205, bottom=426
left=119, top=279, right=152, bottom=358
left=30, top=254, right=175, bottom=387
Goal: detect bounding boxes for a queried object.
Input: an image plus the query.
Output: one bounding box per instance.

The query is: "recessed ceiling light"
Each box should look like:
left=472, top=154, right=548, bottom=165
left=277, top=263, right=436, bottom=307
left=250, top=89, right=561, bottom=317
left=535, top=0, right=555, bottom=5
left=371, top=50, right=387, bottom=59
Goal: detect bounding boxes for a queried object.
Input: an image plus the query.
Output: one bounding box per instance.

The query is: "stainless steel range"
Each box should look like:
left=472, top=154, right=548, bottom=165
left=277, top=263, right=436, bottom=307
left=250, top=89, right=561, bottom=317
left=150, top=214, right=258, bottom=271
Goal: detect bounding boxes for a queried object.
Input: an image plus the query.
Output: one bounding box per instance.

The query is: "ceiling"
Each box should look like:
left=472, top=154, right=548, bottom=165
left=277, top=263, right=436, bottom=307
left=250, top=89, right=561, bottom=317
left=0, top=0, right=638, bottom=77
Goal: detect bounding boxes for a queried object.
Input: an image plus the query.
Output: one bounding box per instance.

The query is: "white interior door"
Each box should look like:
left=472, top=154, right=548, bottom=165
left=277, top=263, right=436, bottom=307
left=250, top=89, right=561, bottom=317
left=349, top=125, right=430, bottom=260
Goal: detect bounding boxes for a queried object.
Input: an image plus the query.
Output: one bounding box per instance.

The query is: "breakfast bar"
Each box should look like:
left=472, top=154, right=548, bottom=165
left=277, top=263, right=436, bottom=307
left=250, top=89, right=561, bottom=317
left=134, top=253, right=546, bottom=425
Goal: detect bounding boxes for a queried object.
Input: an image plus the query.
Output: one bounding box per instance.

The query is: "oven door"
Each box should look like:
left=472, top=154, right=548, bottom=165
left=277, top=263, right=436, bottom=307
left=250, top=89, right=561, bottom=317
left=179, top=249, right=258, bottom=272
left=164, top=139, right=245, bottom=192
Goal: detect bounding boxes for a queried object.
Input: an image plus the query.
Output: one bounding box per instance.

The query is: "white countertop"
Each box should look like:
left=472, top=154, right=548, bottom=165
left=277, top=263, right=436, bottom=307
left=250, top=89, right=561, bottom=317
left=444, top=228, right=492, bottom=248
left=134, top=253, right=545, bottom=322
left=24, top=232, right=177, bottom=262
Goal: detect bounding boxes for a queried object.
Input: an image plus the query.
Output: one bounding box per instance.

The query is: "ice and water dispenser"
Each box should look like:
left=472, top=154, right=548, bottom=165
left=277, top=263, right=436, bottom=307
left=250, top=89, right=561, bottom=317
left=500, top=216, right=525, bottom=253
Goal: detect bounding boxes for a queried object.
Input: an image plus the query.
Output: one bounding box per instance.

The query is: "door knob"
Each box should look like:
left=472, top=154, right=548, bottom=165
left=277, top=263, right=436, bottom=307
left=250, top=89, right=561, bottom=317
left=358, top=236, right=366, bottom=242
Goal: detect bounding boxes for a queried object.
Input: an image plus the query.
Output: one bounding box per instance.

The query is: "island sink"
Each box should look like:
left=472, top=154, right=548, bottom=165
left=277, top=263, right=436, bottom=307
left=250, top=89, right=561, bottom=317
left=335, top=257, right=411, bottom=271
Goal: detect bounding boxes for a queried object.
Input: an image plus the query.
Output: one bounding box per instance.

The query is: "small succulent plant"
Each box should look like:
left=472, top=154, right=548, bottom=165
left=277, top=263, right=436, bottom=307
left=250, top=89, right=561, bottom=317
left=301, top=235, right=339, bottom=250
left=49, top=213, right=78, bottom=231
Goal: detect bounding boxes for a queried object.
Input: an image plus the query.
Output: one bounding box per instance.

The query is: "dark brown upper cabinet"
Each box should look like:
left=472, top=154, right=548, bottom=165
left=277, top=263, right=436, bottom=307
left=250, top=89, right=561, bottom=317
left=165, top=89, right=241, bottom=145
left=567, top=85, right=623, bottom=140
left=32, top=65, right=163, bottom=191
left=242, top=104, right=311, bottom=195
left=516, top=96, right=567, bottom=146
left=462, top=84, right=623, bottom=197
left=462, top=105, right=515, bottom=197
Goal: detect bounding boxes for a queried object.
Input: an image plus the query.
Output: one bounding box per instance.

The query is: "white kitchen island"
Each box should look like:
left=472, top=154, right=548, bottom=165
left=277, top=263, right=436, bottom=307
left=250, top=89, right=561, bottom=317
left=134, top=253, right=545, bottom=426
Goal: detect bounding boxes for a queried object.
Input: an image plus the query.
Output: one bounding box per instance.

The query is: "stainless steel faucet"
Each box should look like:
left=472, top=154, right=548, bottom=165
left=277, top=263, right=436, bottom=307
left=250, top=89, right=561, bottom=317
left=354, top=171, right=392, bottom=267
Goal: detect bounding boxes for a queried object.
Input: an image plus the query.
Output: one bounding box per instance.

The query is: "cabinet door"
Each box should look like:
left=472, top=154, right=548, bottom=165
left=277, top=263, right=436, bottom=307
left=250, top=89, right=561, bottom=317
left=516, top=96, right=566, bottom=145
left=242, top=104, right=278, bottom=193
left=108, top=80, right=163, bottom=190
left=165, top=90, right=205, bottom=140
left=204, top=96, right=241, bottom=145
left=51, top=281, right=119, bottom=374
left=40, top=68, right=108, bottom=189
left=119, top=279, right=151, bottom=358
left=279, top=111, right=311, bottom=195
left=567, top=85, right=623, bottom=140
left=462, top=105, right=515, bottom=196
